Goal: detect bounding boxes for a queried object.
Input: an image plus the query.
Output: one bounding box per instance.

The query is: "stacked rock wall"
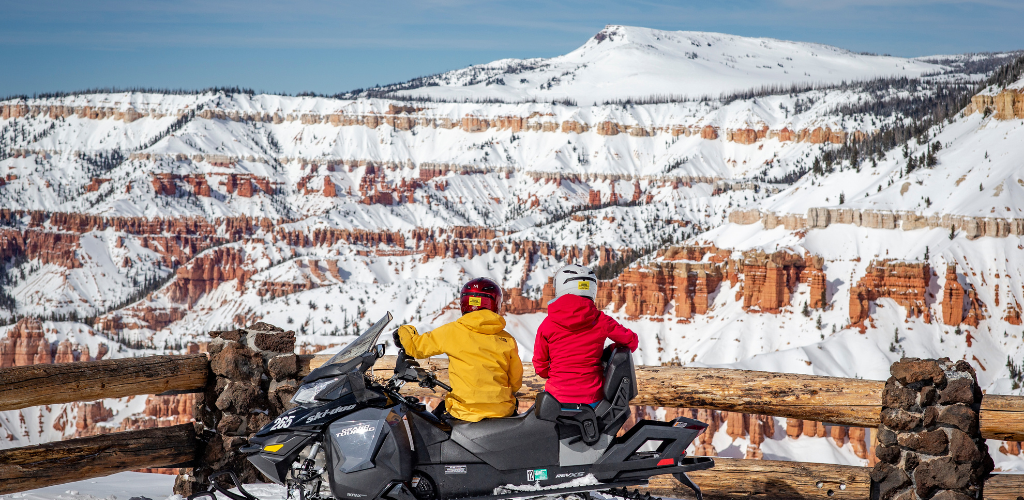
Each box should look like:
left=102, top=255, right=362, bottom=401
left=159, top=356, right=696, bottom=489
left=872, top=358, right=992, bottom=500
left=174, top=322, right=302, bottom=495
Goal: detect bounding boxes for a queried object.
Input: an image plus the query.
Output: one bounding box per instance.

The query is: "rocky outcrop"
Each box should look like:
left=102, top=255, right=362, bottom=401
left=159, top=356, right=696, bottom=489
left=732, top=207, right=1024, bottom=239
left=0, top=318, right=51, bottom=367
left=873, top=358, right=992, bottom=500
left=849, top=261, right=932, bottom=331
left=84, top=178, right=111, bottom=192
left=167, top=247, right=254, bottom=306
left=970, top=89, right=1024, bottom=120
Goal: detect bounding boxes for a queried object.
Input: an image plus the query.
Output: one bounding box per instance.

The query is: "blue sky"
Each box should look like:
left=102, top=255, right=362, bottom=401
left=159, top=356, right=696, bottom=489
left=1, top=0, right=1021, bottom=97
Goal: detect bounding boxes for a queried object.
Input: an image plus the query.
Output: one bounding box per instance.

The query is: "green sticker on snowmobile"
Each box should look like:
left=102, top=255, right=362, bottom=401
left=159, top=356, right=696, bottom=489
left=527, top=469, right=548, bottom=481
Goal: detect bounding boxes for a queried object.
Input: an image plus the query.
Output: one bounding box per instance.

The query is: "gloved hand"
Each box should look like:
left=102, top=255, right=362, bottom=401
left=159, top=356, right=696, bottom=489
left=395, top=349, right=423, bottom=382
left=393, top=325, right=417, bottom=350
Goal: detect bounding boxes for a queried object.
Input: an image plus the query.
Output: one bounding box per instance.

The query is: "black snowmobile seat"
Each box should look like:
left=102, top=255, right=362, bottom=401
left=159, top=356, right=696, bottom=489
left=448, top=408, right=558, bottom=470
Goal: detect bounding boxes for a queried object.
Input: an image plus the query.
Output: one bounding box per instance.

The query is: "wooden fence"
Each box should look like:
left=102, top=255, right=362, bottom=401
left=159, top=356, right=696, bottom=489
left=1, top=354, right=1023, bottom=498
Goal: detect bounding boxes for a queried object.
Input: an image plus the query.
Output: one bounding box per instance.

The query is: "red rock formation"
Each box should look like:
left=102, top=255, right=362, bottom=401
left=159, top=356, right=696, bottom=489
left=830, top=425, right=848, bottom=447
left=700, top=126, right=718, bottom=140
left=0, top=318, right=49, bottom=367
left=588, top=190, right=602, bottom=205
left=849, top=260, right=931, bottom=331
left=84, top=178, right=111, bottom=192
left=1005, top=299, right=1023, bottom=326
left=848, top=427, right=869, bottom=459
left=941, top=265, right=965, bottom=326
left=166, top=247, right=254, bottom=306
left=54, top=339, right=75, bottom=363
left=323, top=177, right=337, bottom=197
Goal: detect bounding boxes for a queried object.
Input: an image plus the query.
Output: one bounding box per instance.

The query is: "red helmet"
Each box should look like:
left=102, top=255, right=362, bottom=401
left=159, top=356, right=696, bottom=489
left=459, top=278, right=503, bottom=315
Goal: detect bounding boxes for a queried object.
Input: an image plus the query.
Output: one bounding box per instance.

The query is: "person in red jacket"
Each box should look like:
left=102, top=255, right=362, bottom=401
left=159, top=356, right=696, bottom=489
left=533, top=264, right=639, bottom=405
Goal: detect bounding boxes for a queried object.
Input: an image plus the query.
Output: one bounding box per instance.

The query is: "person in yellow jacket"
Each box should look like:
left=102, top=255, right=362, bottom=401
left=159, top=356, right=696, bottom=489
left=395, top=278, right=523, bottom=422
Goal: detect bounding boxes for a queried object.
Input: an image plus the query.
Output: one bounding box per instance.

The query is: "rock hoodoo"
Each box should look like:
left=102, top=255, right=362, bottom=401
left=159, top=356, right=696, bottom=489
left=849, top=261, right=931, bottom=331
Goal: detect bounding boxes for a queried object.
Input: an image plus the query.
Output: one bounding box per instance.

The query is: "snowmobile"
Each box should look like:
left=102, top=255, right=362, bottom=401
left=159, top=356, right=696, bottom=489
left=190, top=313, right=713, bottom=500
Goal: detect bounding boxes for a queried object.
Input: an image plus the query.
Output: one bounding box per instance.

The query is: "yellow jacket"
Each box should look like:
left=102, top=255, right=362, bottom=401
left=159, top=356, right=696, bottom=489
left=397, top=310, right=523, bottom=422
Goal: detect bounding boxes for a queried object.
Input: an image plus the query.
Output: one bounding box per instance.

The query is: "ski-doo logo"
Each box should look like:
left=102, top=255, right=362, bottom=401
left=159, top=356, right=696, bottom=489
left=346, top=493, right=366, bottom=497
left=305, top=404, right=356, bottom=423
left=555, top=472, right=585, bottom=479
left=526, top=469, right=548, bottom=481
left=335, top=423, right=375, bottom=438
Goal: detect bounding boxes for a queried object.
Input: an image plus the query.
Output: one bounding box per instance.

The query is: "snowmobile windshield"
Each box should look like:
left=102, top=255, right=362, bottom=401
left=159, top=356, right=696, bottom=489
left=322, top=312, right=393, bottom=366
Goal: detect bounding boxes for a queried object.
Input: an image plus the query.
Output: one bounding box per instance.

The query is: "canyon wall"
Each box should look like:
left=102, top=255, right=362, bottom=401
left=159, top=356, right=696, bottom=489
left=729, top=208, right=1024, bottom=240
left=968, top=89, right=1024, bottom=120
left=0, top=102, right=873, bottom=147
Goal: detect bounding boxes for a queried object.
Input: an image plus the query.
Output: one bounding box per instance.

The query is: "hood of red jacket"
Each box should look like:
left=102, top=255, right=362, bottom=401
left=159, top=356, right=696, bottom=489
left=546, top=294, right=599, bottom=331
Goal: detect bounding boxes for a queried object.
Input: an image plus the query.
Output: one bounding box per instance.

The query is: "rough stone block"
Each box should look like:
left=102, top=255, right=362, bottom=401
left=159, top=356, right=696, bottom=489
left=890, top=358, right=945, bottom=386
left=883, top=378, right=919, bottom=410
left=881, top=408, right=922, bottom=431
left=947, top=428, right=981, bottom=463
left=937, top=404, right=978, bottom=435
left=897, top=429, right=948, bottom=456
left=870, top=462, right=911, bottom=500
left=268, top=353, right=298, bottom=380
left=878, top=427, right=897, bottom=446
left=210, top=342, right=264, bottom=381
left=876, top=444, right=901, bottom=463
left=939, top=377, right=975, bottom=405
left=930, top=490, right=973, bottom=500
left=252, top=330, right=296, bottom=354
left=914, top=457, right=971, bottom=498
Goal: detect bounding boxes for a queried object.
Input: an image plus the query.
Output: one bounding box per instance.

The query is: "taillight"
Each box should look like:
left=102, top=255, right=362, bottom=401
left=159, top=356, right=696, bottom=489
left=657, top=458, right=675, bottom=466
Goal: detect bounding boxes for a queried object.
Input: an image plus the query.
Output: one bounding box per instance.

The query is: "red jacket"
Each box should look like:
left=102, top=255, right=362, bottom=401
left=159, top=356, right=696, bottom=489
left=532, top=294, right=639, bottom=403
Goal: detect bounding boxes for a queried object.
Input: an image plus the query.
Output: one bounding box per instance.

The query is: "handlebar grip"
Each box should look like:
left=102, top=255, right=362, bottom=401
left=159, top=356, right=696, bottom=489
left=435, top=380, right=452, bottom=392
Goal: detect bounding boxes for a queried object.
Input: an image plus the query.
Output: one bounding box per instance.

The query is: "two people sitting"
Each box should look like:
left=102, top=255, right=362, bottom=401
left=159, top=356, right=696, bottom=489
left=394, top=264, right=638, bottom=423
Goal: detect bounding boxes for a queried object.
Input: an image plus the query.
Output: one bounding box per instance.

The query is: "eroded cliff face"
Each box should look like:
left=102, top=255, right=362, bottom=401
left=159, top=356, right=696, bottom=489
left=730, top=207, right=1024, bottom=240
left=0, top=101, right=874, bottom=148
left=510, top=246, right=829, bottom=321
left=849, top=261, right=932, bottom=331
left=969, top=89, right=1024, bottom=120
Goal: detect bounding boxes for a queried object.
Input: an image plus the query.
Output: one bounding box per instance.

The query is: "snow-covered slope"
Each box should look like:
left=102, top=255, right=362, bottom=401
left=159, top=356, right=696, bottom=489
left=2, top=27, right=1023, bottom=470
left=379, top=25, right=945, bottom=103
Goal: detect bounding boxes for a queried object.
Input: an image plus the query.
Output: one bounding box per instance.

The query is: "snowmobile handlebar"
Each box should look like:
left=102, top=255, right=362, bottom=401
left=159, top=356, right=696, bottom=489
left=392, top=349, right=452, bottom=392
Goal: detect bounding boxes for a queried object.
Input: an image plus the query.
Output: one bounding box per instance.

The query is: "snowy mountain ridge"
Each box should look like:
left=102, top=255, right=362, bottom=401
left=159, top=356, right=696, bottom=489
left=370, top=25, right=946, bottom=103
left=2, top=26, right=1024, bottom=470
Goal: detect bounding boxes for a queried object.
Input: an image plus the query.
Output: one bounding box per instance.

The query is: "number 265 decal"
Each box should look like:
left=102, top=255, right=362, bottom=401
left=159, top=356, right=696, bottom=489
left=269, top=416, right=294, bottom=431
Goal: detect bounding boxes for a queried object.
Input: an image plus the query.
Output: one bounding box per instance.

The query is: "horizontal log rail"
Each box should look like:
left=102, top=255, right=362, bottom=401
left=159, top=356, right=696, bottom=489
left=0, top=424, right=198, bottom=495
left=643, top=459, right=1024, bottom=499
left=0, top=354, right=210, bottom=412
left=304, top=354, right=1024, bottom=441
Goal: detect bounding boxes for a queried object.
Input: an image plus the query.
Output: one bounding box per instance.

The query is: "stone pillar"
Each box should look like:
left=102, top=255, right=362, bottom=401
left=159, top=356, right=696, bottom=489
left=871, top=358, right=993, bottom=500
left=174, top=322, right=301, bottom=495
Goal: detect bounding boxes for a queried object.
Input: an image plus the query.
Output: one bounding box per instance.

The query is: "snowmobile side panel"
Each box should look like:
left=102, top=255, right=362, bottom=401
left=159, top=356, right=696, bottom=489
left=440, top=440, right=485, bottom=463
left=558, top=434, right=612, bottom=466
left=325, top=406, right=414, bottom=500
left=448, top=411, right=558, bottom=470
left=245, top=432, right=317, bottom=484
left=406, top=408, right=452, bottom=447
